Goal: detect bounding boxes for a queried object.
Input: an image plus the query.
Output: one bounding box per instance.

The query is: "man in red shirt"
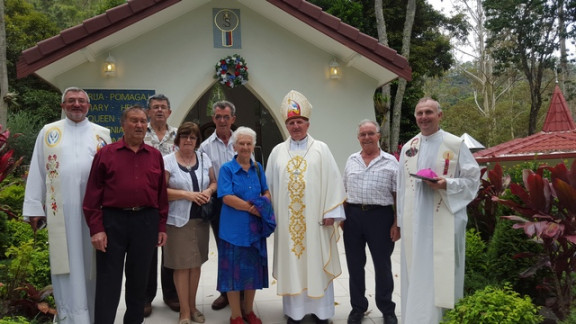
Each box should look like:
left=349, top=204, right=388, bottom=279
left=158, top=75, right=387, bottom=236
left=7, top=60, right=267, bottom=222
left=83, top=106, right=169, bottom=324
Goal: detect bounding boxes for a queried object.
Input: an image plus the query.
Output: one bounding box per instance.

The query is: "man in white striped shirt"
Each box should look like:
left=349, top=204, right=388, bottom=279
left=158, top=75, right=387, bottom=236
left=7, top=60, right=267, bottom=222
left=343, top=119, right=400, bottom=324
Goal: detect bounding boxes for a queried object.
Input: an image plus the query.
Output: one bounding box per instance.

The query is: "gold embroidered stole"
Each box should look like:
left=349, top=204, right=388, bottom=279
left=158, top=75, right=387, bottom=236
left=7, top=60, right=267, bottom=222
left=403, top=132, right=462, bottom=308
left=43, top=120, right=108, bottom=275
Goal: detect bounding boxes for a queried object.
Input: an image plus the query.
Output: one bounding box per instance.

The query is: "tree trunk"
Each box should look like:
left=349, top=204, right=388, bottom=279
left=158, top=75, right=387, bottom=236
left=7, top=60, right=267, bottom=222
left=391, top=0, right=416, bottom=153
left=374, top=0, right=392, bottom=152
left=558, top=0, right=572, bottom=118
left=0, top=0, right=8, bottom=127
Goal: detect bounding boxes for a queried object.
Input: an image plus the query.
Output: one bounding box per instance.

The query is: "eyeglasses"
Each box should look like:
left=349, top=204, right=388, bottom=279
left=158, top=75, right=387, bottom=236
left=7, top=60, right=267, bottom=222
left=358, top=132, right=378, bottom=137
left=179, top=135, right=198, bottom=141
left=214, top=115, right=232, bottom=121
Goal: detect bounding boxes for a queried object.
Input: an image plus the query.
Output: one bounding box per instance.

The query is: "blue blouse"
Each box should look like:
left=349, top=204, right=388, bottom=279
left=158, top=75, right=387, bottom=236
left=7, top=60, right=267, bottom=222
left=217, top=156, right=268, bottom=246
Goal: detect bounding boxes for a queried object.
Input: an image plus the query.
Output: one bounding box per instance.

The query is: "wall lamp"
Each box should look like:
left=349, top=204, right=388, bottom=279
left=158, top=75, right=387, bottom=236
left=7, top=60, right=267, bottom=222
left=329, top=57, right=342, bottom=80
left=104, top=53, right=116, bottom=77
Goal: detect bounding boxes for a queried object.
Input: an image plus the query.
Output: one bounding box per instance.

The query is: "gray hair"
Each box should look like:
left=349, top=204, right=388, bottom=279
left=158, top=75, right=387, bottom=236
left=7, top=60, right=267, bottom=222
left=415, top=97, right=442, bottom=113
left=148, top=94, right=171, bottom=109
left=121, top=105, right=146, bottom=125
left=213, top=100, right=236, bottom=116
left=232, top=126, right=257, bottom=145
left=61, top=87, right=90, bottom=103
left=356, top=119, right=381, bottom=134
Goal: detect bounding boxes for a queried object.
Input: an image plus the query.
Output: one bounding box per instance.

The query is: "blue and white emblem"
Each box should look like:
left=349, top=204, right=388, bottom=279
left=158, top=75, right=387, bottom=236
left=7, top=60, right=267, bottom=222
left=45, top=127, right=62, bottom=147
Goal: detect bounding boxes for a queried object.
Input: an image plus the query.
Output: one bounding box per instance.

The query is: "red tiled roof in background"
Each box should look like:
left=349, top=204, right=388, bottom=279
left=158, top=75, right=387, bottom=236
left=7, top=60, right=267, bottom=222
left=542, top=85, right=576, bottom=132
left=474, top=85, right=576, bottom=163
left=17, top=0, right=411, bottom=81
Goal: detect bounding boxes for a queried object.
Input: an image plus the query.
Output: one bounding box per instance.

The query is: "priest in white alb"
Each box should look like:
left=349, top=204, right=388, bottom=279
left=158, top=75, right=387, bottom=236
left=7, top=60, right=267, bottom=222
left=23, top=87, right=110, bottom=324
left=396, top=97, right=480, bottom=324
left=266, top=90, right=346, bottom=324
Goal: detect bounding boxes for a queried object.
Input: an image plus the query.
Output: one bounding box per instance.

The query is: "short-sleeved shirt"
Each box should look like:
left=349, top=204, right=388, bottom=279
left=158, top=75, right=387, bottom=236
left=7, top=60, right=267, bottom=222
left=145, top=123, right=177, bottom=156
left=343, top=150, right=398, bottom=206
left=217, top=156, right=268, bottom=246
left=199, top=131, right=235, bottom=179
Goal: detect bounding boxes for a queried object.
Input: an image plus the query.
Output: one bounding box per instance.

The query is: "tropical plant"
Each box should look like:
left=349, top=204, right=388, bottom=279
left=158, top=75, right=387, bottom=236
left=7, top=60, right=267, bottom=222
left=0, top=125, right=23, bottom=184
left=494, top=160, right=576, bottom=320
left=467, top=163, right=510, bottom=240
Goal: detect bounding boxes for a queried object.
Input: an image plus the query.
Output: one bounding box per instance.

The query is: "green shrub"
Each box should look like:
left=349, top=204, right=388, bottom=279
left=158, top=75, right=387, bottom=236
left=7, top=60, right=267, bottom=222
left=559, top=306, right=576, bottom=324
left=5, top=239, right=51, bottom=290
left=0, top=180, right=25, bottom=217
left=486, top=219, right=549, bottom=300
left=464, top=228, right=494, bottom=294
left=0, top=212, right=8, bottom=259
left=0, top=316, right=31, bottom=324
left=6, top=110, right=45, bottom=166
left=4, top=220, right=48, bottom=256
left=442, top=285, right=543, bottom=324
left=502, top=161, right=550, bottom=184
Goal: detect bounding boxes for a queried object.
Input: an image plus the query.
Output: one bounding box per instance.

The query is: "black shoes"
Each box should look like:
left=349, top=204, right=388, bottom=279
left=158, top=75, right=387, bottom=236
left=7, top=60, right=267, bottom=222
left=164, top=298, right=180, bottom=312
left=211, top=293, right=229, bottom=310
left=143, top=302, right=152, bottom=317
left=311, top=314, right=330, bottom=324
left=347, top=310, right=364, bottom=324
left=286, top=316, right=301, bottom=324
left=286, top=315, right=330, bottom=324
left=383, top=313, right=398, bottom=324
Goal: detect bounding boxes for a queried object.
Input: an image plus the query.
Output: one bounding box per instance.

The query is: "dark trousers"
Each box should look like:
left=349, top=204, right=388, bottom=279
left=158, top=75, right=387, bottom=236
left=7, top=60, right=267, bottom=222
left=145, top=246, right=178, bottom=303
left=210, top=197, right=224, bottom=293
left=94, top=208, right=159, bottom=324
left=343, top=204, right=396, bottom=316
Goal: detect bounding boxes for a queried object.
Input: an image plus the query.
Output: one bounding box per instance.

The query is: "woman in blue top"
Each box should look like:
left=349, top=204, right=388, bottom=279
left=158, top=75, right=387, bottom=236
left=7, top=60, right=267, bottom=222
left=217, top=126, right=274, bottom=324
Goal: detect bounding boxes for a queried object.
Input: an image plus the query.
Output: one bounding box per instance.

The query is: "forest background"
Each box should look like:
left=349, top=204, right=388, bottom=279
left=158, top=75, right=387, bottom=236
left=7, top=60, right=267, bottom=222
left=1, top=0, right=576, bottom=163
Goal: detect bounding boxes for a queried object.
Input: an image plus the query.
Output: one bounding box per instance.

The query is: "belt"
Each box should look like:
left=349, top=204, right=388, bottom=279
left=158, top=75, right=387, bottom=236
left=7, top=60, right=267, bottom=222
left=347, top=203, right=383, bottom=211
left=121, top=206, right=147, bottom=212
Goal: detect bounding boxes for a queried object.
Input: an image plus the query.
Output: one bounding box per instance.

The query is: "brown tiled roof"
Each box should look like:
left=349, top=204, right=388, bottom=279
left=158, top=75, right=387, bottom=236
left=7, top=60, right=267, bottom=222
left=474, top=85, right=576, bottom=163
left=17, top=0, right=412, bottom=81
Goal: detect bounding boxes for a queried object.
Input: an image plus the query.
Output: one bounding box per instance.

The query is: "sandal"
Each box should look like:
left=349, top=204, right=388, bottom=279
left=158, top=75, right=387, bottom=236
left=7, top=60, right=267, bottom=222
left=178, top=319, right=191, bottom=324
left=191, top=310, right=205, bottom=323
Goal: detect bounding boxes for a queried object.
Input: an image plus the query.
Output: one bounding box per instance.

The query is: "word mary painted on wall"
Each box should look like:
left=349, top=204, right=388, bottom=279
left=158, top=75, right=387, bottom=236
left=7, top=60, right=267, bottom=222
left=85, top=89, right=155, bottom=141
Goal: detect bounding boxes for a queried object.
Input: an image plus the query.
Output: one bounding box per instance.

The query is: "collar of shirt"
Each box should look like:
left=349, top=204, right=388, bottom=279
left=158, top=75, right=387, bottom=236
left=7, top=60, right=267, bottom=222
left=147, top=123, right=177, bottom=138
left=209, top=130, right=234, bottom=145
left=229, top=155, right=256, bottom=174
left=289, top=135, right=308, bottom=150
left=115, top=137, right=152, bottom=153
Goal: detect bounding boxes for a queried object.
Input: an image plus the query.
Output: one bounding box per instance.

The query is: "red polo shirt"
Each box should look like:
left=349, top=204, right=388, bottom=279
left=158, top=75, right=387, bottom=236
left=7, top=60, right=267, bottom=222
left=83, top=138, right=169, bottom=236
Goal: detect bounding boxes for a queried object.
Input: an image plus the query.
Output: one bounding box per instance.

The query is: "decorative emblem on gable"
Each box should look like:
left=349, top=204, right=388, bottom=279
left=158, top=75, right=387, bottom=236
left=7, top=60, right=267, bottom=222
left=213, top=8, right=241, bottom=48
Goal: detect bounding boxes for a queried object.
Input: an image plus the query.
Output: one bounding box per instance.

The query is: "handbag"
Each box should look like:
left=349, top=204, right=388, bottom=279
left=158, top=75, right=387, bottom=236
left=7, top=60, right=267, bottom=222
left=200, top=153, right=218, bottom=222
left=201, top=195, right=217, bottom=222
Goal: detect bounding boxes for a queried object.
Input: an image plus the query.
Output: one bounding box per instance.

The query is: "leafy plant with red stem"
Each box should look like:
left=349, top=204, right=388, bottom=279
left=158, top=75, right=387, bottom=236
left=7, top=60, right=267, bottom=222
left=494, top=161, right=576, bottom=320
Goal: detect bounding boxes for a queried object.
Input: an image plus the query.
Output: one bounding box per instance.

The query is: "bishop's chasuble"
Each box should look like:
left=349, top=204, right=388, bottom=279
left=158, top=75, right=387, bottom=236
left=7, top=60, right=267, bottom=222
left=266, top=136, right=346, bottom=320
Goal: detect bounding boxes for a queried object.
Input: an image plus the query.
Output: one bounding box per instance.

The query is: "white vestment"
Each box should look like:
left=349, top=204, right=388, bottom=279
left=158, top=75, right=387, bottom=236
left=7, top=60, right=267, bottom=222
left=397, top=130, right=479, bottom=324
left=266, top=136, right=346, bottom=320
left=23, top=118, right=110, bottom=324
